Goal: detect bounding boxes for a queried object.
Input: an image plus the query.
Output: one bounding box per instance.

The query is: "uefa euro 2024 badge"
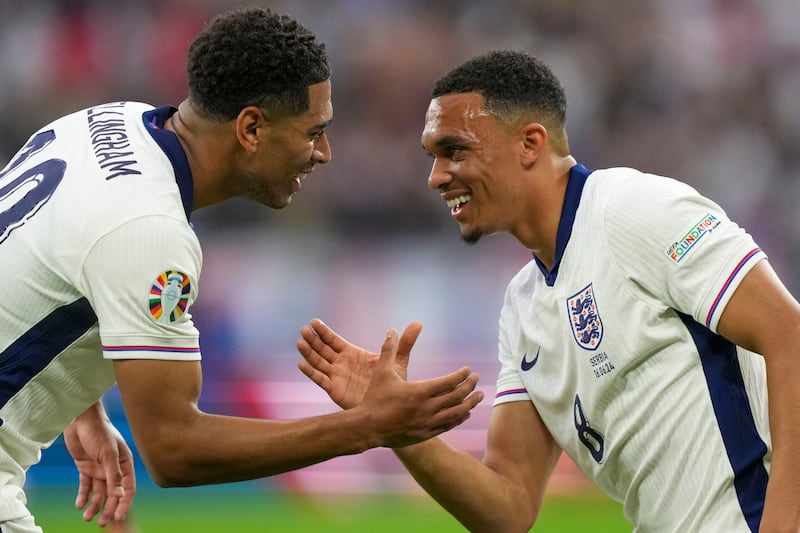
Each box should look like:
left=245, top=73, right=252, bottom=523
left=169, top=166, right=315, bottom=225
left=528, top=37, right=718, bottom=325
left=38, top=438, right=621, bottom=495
left=149, top=270, right=191, bottom=323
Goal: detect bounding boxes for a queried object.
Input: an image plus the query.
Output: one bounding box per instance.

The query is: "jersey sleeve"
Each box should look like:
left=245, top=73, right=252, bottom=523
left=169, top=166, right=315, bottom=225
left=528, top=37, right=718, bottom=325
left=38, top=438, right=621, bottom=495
left=602, top=172, right=765, bottom=333
left=494, top=277, right=532, bottom=406
left=80, top=214, right=202, bottom=360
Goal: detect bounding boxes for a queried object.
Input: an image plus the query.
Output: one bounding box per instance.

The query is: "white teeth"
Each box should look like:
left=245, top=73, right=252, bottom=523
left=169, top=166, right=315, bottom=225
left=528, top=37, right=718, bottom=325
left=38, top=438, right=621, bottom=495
left=446, top=194, right=471, bottom=209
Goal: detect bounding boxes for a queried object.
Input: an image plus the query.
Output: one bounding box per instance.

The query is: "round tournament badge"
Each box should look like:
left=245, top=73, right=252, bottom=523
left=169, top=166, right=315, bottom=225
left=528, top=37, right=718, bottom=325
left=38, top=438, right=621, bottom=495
left=149, top=270, right=191, bottom=323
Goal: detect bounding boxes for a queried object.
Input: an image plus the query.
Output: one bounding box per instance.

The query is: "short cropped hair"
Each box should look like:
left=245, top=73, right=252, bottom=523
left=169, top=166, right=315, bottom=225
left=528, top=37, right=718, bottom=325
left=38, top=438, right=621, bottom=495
left=187, top=7, right=330, bottom=121
left=432, top=50, right=566, bottom=130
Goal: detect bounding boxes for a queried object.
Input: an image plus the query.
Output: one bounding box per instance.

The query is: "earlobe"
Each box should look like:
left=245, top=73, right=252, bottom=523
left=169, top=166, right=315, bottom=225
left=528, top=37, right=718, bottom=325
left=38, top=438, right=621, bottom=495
left=235, top=106, right=266, bottom=152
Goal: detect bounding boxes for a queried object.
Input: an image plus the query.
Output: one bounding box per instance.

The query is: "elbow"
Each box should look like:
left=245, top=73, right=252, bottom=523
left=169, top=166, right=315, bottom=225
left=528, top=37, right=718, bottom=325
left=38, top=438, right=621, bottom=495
left=137, top=437, right=202, bottom=488
left=467, top=501, right=539, bottom=533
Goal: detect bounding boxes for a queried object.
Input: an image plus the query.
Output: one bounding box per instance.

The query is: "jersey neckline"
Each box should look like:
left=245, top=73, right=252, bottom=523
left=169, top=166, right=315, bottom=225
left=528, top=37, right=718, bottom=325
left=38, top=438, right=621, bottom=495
left=534, top=163, right=593, bottom=286
left=142, top=106, right=193, bottom=222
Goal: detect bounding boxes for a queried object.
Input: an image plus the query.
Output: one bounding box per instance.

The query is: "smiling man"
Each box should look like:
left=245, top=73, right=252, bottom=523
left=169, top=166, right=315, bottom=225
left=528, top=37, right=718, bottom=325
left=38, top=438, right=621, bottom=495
left=0, top=7, right=481, bottom=532
left=298, top=50, right=800, bottom=532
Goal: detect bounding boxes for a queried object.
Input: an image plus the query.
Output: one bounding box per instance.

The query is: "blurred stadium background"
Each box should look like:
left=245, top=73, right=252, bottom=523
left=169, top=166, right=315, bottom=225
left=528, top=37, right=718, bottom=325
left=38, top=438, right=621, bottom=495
left=1, top=0, right=798, bottom=530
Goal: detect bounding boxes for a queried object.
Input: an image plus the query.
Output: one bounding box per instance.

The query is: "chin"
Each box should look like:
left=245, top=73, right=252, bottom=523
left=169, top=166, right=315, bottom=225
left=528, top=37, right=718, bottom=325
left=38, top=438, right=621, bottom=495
left=461, top=227, right=484, bottom=245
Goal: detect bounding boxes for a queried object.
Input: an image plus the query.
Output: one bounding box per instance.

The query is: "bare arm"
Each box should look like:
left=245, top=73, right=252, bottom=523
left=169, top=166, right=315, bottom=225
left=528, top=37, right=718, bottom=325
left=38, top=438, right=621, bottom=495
left=63, top=401, right=135, bottom=525
left=716, top=259, right=800, bottom=531
left=297, top=319, right=561, bottom=532
left=395, top=402, right=561, bottom=533
left=114, top=327, right=481, bottom=487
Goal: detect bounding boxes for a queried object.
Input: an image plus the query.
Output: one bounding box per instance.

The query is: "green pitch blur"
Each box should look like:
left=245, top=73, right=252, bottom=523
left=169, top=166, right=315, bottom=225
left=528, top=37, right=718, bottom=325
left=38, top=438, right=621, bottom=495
left=30, top=485, right=629, bottom=532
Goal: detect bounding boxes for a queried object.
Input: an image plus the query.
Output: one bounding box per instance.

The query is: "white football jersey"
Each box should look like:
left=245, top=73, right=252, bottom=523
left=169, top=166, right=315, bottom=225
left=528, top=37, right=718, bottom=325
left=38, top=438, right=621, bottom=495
left=0, top=101, right=202, bottom=520
left=494, top=165, right=769, bottom=532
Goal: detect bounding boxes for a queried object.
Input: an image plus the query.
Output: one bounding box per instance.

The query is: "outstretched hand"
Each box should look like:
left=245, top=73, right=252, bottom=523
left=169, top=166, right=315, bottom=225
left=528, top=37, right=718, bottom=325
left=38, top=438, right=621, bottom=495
left=297, top=318, right=420, bottom=409
left=63, top=403, right=135, bottom=527
left=297, top=319, right=484, bottom=447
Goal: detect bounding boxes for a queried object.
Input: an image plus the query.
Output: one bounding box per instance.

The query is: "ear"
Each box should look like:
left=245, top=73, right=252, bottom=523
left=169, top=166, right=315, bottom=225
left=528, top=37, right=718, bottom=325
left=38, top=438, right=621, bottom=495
left=235, top=106, right=268, bottom=153
left=519, top=122, right=548, bottom=166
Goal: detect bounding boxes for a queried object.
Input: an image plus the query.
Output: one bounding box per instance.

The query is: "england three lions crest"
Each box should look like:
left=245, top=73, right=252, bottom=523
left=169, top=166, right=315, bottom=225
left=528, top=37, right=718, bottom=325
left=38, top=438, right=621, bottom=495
left=567, top=283, right=603, bottom=350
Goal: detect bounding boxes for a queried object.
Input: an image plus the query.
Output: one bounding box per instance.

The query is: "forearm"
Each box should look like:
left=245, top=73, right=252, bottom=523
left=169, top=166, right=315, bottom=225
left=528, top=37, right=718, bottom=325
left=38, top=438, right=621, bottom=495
left=394, top=438, right=539, bottom=533
left=136, top=405, right=378, bottom=487
left=759, top=352, right=800, bottom=530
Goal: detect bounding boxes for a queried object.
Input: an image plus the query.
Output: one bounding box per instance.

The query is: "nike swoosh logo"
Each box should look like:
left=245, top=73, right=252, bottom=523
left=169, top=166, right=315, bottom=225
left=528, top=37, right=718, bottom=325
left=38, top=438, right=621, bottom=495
left=521, top=348, right=540, bottom=371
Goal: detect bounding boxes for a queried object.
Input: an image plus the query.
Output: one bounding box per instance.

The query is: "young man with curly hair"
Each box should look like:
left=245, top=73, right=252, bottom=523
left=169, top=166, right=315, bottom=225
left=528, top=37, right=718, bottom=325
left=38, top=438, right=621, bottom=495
left=0, top=7, right=481, bottom=532
left=298, top=50, right=800, bottom=532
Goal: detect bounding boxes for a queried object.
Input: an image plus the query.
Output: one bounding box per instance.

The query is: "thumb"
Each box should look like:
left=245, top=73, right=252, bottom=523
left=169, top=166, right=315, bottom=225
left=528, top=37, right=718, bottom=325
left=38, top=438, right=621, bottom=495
left=396, top=322, right=423, bottom=375
left=378, top=327, right=399, bottom=367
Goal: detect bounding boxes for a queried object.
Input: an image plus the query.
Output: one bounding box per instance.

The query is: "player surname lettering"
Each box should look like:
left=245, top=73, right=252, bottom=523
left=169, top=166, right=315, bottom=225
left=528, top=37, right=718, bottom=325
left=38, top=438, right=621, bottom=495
left=86, top=103, right=142, bottom=180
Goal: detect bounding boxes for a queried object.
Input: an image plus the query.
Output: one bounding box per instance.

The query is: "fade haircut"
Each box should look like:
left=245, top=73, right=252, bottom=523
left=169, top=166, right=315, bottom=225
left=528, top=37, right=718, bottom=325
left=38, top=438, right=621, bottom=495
left=432, top=50, right=566, bottom=131
left=187, top=7, right=330, bottom=121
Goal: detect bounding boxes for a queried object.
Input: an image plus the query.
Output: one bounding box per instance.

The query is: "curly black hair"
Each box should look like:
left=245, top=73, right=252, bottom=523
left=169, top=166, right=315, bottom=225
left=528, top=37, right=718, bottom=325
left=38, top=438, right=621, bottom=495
left=432, top=50, right=566, bottom=130
left=187, top=6, right=330, bottom=121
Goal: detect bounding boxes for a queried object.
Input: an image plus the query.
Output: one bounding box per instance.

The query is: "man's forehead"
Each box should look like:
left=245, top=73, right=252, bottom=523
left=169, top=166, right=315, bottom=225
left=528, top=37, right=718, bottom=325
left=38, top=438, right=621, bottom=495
left=423, top=92, right=490, bottom=139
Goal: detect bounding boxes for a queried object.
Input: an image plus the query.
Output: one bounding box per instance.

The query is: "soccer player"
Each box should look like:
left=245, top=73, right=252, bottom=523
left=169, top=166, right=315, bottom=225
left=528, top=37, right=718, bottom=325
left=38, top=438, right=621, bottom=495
left=0, top=7, right=481, bottom=532
left=297, top=50, right=800, bottom=532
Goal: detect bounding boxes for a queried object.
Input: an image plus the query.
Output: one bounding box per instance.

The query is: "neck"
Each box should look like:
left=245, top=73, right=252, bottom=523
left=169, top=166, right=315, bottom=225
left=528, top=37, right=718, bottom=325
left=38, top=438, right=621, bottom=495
left=519, top=155, right=577, bottom=268
left=164, top=101, right=232, bottom=210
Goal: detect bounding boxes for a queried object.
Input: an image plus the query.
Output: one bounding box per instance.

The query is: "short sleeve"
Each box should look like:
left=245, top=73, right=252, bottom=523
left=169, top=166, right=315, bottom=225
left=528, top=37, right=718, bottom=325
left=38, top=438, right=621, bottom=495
left=81, top=214, right=202, bottom=360
left=494, top=278, right=532, bottom=406
left=602, top=173, right=765, bottom=332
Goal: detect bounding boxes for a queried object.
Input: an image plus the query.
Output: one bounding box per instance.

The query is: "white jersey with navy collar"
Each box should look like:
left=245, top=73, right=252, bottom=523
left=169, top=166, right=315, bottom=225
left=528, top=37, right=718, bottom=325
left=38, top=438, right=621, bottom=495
left=0, top=101, right=202, bottom=521
left=494, top=164, right=769, bottom=532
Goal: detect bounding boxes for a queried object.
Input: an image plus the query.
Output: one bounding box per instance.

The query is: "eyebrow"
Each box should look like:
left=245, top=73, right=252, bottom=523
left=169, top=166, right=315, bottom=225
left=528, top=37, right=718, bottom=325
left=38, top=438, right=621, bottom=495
left=309, top=119, right=332, bottom=132
left=432, top=134, right=468, bottom=148
left=422, top=134, right=470, bottom=154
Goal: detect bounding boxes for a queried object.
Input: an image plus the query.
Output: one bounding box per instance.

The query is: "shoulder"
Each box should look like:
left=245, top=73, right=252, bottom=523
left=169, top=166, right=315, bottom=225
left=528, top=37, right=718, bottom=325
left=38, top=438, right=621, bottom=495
left=587, top=167, right=700, bottom=206
left=503, top=258, right=541, bottom=305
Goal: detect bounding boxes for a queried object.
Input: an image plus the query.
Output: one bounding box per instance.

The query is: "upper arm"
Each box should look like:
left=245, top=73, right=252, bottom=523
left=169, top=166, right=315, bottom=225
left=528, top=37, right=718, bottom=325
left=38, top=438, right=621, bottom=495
left=717, top=259, right=800, bottom=355
left=483, top=401, right=562, bottom=514
left=113, top=358, right=204, bottom=468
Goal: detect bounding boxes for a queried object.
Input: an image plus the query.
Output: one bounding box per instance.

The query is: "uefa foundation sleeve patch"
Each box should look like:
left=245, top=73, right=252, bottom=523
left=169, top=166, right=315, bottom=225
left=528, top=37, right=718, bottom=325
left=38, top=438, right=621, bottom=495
left=666, top=213, right=722, bottom=263
left=149, top=270, right=191, bottom=323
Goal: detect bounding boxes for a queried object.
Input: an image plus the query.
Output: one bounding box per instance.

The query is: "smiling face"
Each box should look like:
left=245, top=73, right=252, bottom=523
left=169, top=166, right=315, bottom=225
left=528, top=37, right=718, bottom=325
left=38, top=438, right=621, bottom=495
left=233, top=80, right=333, bottom=208
left=422, top=92, right=524, bottom=244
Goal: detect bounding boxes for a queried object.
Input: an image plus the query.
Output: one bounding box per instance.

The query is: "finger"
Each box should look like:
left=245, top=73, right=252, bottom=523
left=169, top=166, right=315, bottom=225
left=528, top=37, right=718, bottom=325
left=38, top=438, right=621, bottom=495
left=103, top=454, right=125, bottom=500
left=296, top=335, right=333, bottom=372
left=309, top=318, right=350, bottom=352
left=75, top=471, right=91, bottom=509
left=417, top=366, right=475, bottom=397
left=429, top=388, right=485, bottom=434
left=84, top=476, right=105, bottom=521
left=298, top=325, right=341, bottom=365
left=376, top=327, right=399, bottom=368
left=97, top=495, right=119, bottom=527
left=396, top=322, right=423, bottom=371
left=115, top=451, right=136, bottom=521
left=297, top=359, right=332, bottom=391
left=431, top=373, right=482, bottom=412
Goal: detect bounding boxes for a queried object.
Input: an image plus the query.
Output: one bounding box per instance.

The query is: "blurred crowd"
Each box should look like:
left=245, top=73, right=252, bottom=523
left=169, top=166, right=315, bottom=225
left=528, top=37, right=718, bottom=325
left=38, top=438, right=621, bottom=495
left=5, top=0, right=800, bottom=494
left=2, top=1, right=799, bottom=265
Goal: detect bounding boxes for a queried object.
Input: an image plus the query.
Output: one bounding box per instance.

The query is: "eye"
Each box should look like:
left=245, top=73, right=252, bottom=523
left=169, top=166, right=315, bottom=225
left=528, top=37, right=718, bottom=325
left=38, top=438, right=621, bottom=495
left=445, top=146, right=464, bottom=159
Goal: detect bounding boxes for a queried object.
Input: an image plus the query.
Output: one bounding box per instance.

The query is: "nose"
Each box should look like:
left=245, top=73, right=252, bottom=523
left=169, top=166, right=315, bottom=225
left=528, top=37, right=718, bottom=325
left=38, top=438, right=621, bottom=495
left=312, top=132, right=332, bottom=164
left=427, top=158, right=451, bottom=190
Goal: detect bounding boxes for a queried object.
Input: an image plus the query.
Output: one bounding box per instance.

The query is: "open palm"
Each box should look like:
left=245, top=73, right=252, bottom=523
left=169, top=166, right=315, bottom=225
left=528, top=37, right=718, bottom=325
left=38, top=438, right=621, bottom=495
left=297, top=319, right=420, bottom=409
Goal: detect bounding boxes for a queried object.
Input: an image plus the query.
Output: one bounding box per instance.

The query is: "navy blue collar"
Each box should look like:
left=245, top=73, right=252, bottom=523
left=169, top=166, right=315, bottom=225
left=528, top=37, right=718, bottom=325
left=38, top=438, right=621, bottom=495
left=142, top=106, right=193, bottom=221
left=534, top=163, right=594, bottom=286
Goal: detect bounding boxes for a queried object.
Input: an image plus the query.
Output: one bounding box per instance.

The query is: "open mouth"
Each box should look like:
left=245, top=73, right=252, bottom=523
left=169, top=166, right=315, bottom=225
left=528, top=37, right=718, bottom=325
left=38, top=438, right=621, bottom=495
left=446, top=194, right=472, bottom=215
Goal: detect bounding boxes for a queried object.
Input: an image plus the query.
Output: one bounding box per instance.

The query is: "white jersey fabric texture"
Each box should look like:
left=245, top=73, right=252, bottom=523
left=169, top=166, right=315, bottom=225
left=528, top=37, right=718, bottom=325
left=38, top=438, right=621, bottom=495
left=494, top=164, right=769, bottom=532
left=0, top=101, right=202, bottom=521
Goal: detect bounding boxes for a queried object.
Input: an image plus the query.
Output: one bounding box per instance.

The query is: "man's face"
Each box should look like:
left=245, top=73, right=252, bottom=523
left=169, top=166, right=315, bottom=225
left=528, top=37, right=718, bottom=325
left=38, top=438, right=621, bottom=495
left=235, top=80, right=333, bottom=208
left=421, top=92, right=520, bottom=244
